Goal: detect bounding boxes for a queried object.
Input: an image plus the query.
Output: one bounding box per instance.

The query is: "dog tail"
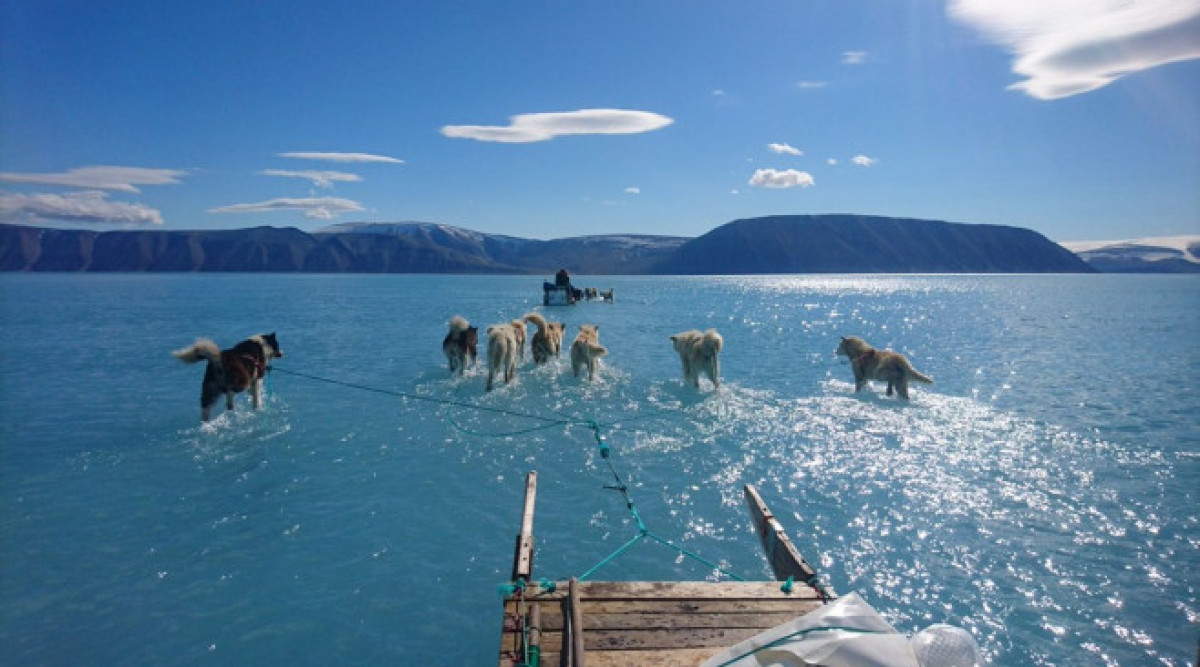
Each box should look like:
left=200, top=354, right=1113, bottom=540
left=448, top=315, right=470, bottom=334
left=173, top=338, right=221, bottom=365
left=590, top=342, right=608, bottom=358
left=522, top=312, right=548, bottom=333
left=904, top=361, right=933, bottom=384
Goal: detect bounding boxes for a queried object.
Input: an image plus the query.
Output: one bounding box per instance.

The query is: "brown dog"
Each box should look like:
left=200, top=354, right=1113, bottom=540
left=443, top=315, right=478, bottom=375
left=835, top=336, right=932, bottom=399
left=174, top=333, right=284, bottom=421
left=523, top=313, right=565, bottom=365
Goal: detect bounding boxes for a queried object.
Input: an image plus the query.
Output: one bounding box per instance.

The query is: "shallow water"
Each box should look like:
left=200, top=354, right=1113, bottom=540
left=1, top=273, right=1196, bottom=665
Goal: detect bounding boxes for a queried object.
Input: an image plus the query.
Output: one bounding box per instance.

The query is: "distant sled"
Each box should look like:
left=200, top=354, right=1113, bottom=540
left=542, top=282, right=579, bottom=306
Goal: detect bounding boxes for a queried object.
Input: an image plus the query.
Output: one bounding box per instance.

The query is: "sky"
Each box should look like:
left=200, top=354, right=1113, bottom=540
left=1, top=0, right=1198, bottom=243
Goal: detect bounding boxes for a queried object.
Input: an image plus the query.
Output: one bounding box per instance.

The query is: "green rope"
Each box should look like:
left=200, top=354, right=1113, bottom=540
left=575, top=421, right=746, bottom=582
left=269, top=366, right=568, bottom=425
left=273, top=363, right=805, bottom=588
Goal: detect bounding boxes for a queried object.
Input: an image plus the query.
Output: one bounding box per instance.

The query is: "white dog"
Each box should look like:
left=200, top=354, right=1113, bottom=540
left=485, top=323, right=519, bottom=391
left=670, top=329, right=723, bottom=389
left=570, top=324, right=608, bottom=380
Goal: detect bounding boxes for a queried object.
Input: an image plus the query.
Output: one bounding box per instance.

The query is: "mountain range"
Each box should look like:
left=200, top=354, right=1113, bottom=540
left=0, top=214, right=1112, bottom=274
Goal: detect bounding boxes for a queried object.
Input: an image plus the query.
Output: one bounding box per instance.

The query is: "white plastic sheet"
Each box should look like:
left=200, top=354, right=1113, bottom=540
left=701, top=592, right=978, bottom=667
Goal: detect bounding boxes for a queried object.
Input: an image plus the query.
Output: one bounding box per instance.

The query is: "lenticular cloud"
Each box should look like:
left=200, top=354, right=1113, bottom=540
left=949, top=0, right=1200, bottom=100
left=441, top=109, right=674, bottom=143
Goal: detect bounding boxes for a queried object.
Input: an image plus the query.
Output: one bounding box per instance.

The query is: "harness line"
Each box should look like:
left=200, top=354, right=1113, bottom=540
left=268, top=364, right=831, bottom=591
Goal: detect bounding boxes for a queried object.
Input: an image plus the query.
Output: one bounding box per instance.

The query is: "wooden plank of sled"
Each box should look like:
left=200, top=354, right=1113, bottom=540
left=568, top=577, right=587, bottom=666
left=743, top=484, right=821, bottom=585
left=530, top=603, right=818, bottom=632
left=573, top=580, right=823, bottom=600
left=511, top=471, right=537, bottom=582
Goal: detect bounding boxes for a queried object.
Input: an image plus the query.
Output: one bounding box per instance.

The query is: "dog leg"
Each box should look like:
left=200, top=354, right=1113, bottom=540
left=897, top=378, right=909, bottom=399
left=201, top=405, right=212, bottom=422
left=226, top=392, right=235, bottom=412
left=252, top=379, right=262, bottom=410
left=886, top=381, right=894, bottom=396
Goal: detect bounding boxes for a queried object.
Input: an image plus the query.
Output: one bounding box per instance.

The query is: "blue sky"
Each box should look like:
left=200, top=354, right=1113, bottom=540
left=1, top=1, right=1197, bottom=242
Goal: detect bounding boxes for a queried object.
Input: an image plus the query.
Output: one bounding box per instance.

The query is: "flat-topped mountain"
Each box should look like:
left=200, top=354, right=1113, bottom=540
left=0, top=215, right=1095, bottom=273
left=649, top=215, right=1092, bottom=274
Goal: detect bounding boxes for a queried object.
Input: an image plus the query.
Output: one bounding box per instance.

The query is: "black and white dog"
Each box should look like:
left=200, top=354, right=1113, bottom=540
left=174, top=333, right=283, bottom=421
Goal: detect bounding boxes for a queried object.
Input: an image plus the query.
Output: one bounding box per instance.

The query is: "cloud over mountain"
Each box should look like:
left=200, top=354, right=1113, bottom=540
left=748, top=168, right=815, bottom=189
left=210, top=197, right=365, bottom=219
left=0, top=190, right=164, bottom=225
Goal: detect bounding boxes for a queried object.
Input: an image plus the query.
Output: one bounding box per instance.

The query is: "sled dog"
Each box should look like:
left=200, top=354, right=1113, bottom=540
left=669, top=329, right=723, bottom=389
left=174, top=333, right=284, bottom=421
left=835, top=336, right=933, bottom=399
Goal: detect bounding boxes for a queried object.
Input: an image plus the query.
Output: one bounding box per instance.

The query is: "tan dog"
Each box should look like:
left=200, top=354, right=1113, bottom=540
left=523, top=313, right=565, bottom=365
left=570, top=324, right=608, bottom=380
left=669, top=329, right=723, bottom=388
left=485, top=323, right=519, bottom=391
left=835, top=336, right=932, bottom=399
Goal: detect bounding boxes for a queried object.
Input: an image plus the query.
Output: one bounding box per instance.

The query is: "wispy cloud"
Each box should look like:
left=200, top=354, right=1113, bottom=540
left=441, top=109, right=674, bottom=143
left=625, top=187, right=641, bottom=195
left=748, top=168, right=815, bottom=189
left=842, top=51, right=869, bottom=65
left=0, top=190, right=164, bottom=225
left=210, top=197, right=365, bottom=220
left=948, top=0, right=1200, bottom=99
left=768, top=142, right=803, bottom=156
left=0, top=166, right=185, bottom=193
left=278, top=152, right=404, bottom=164
left=852, top=155, right=877, bottom=167
left=797, top=81, right=828, bottom=90
left=259, top=169, right=363, bottom=188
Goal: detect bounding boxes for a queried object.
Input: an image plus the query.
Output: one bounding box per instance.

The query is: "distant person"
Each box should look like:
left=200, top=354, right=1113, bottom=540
left=555, top=268, right=571, bottom=287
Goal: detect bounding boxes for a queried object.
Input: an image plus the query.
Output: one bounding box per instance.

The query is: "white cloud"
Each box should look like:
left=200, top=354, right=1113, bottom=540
left=259, top=169, right=363, bottom=188
left=441, top=109, right=674, bottom=143
left=852, top=155, right=877, bottom=167
left=827, top=158, right=839, bottom=166
left=0, top=166, right=185, bottom=193
left=768, top=142, right=803, bottom=156
left=748, top=169, right=815, bottom=189
left=210, top=197, right=365, bottom=220
left=278, top=152, right=404, bottom=164
left=842, top=51, right=869, bottom=65
left=625, top=187, right=641, bottom=195
left=948, top=0, right=1200, bottom=99
left=0, top=190, right=164, bottom=225
left=797, top=81, right=828, bottom=90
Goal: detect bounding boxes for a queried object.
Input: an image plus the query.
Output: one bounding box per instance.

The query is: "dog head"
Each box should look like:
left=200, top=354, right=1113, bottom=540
left=257, top=332, right=284, bottom=359
left=835, top=336, right=864, bottom=359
